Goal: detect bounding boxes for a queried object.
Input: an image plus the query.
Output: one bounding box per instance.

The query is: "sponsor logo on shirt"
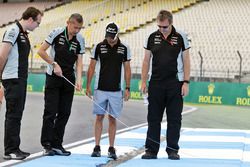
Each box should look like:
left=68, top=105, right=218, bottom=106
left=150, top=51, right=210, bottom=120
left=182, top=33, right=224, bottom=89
left=20, top=33, right=26, bottom=43
left=6, top=28, right=16, bottom=41
left=117, top=46, right=125, bottom=54
left=100, top=45, right=108, bottom=53
left=154, top=35, right=162, bottom=44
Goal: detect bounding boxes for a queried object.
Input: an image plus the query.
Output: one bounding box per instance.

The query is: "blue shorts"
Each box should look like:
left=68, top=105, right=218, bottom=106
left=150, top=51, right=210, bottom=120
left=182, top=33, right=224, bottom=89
left=93, top=90, right=123, bottom=118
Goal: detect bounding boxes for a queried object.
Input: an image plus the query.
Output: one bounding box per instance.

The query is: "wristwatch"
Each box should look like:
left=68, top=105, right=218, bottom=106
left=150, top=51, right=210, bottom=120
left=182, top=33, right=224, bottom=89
left=51, top=61, right=57, bottom=67
left=183, top=80, right=190, bottom=84
left=125, top=87, right=130, bottom=91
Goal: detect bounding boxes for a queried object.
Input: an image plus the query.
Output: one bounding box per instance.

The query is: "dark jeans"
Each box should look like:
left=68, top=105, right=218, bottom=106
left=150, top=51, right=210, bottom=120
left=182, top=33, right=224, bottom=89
left=41, top=74, right=75, bottom=148
left=145, top=80, right=183, bottom=155
left=2, top=79, right=27, bottom=154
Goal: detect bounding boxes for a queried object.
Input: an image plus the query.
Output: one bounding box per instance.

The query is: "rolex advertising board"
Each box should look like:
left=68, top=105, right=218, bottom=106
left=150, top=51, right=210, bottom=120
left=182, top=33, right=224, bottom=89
left=27, top=74, right=250, bottom=106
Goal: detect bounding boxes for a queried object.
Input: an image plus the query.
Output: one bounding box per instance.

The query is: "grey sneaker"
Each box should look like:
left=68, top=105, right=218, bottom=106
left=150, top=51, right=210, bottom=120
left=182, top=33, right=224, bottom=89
left=91, top=145, right=101, bottom=157
left=18, top=149, right=30, bottom=157
left=52, top=146, right=71, bottom=156
left=141, top=151, right=157, bottom=159
left=108, top=146, right=117, bottom=160
left=168, top=151, right=180, bottom=160
left=43, top=147, right=55, bottom=156
left=3, top=150, right=27, bottom=160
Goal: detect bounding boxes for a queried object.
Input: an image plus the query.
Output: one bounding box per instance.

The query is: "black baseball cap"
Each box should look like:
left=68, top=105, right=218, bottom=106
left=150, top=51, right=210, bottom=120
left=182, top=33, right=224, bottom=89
left=105, top=22, right=119, bottom=39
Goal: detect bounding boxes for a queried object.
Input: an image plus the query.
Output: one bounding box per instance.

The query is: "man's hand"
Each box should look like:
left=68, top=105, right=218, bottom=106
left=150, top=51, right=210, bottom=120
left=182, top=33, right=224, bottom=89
left=181, top=83, right=189, bottom=97
left=85, top=87, right=92, bottom=98
left=53, top=63, right=63, bottom=77
left=141, top=82, right=147, bottom=94
left=124, top=89, right=130, bottom=101
left=75, top=81, right=82, bottom=91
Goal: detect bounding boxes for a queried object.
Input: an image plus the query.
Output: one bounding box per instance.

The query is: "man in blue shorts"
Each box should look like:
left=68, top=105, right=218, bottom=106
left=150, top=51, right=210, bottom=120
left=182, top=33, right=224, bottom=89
left=86, top=22, right=131, bottom=160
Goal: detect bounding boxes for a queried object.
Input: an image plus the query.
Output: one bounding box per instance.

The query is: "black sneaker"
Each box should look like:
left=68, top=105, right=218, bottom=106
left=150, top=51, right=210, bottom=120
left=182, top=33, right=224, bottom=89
left=52, top=146, right=71, bottom=156
left=108, top=146, right=117, bottom=160
left=43, top=147, right=55, bottom=156
left=91, top=145, right=101, bottom=157
left=141, top=151, right=157, bottom=159
left=18, top=149, right=30, bottom=157
left=3, top=150, right=27, bottom=160
left=168, top=151, right=180, bottom=160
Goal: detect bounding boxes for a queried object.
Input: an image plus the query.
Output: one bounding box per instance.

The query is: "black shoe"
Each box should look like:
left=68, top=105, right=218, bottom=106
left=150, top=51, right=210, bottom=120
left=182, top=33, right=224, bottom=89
left=168, top=151, right=180, bottom=160
left=52, top=146, right=71, bottom=156
left=18, top=149, right=30, bottom=157
left=43, top=147, right=55, bottom=156
left=141, top=151, right=157, bottom=159
left=3, top=150, right=27, bottom=160
left=108, top=146, right=117, bottom=160
left=91, top=145, right=101, bottom=157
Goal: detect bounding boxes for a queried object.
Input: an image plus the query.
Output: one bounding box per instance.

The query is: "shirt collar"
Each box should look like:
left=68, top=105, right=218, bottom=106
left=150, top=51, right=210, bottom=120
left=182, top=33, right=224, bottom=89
left=103, top=38, right=121, bottom=46
left=157, top=25, right=176, bottom=40
left=16, top=21, right=28, bottom=35
left=65, top=27, right=76, bottom=41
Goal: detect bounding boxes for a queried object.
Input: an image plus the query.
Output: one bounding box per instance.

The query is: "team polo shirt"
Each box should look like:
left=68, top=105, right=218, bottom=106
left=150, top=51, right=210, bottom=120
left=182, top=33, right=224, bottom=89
left=144, top=26, right=190, bottom=82
left=91, top=39, right=131, bottom=91
left=2, top=22, right=30, bottom=80
left=45, top=27, right=85, bottom=76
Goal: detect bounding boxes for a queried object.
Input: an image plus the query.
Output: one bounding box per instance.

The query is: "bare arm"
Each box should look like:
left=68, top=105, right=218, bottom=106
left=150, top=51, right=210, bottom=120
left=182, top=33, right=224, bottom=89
left=37, top=42, right=53, bottom=64
left=183, top=49, right=190, bottom=81
left=37, top=42, right=62, bottom=76
left=0, top=43, right=12, bottom=74
left=141, top=49, right=151, bottom=93
left=0, top=85, right=4, bottom=105
left=182, top=49, right=190, bottom=96
left=124, top=61, right=131, bottom=101
left=86, top=59, right=96, bottom=97
left=75, top=55, right=83, bottom=91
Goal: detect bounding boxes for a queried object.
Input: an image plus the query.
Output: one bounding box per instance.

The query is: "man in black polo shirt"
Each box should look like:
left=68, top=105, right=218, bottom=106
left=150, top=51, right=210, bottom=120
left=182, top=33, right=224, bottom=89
left=141, top=10, right=190, bottom=160
left=86, top=22, right=131, bottom=160
left=0, top=7, right=43, bottom=160
left=37, top=13, right=84, bottom=156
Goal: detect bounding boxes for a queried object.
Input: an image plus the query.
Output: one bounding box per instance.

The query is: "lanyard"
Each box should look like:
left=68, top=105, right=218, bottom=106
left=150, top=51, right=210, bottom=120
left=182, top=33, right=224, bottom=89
left=64, top=28, right=72, bottom=51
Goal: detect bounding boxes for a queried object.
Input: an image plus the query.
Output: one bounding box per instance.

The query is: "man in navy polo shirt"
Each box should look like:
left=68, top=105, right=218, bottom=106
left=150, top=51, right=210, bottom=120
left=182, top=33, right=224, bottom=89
left=86, top=22, right=131, bottom=160
left=37, top=13, right=84, bottom=156
left=141, top=10, right=191, bottom=160
left=0, top=7, right=43, bottom=160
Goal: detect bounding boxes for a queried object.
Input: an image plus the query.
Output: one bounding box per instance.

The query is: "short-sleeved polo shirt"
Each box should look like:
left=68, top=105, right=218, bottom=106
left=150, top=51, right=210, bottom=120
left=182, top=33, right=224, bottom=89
left=2, top=22, right=30, bottom=80
left=144, top=26, right=190, bottom=82
left=91, top=39, right=131, bottom=91
left=45, top=27, right=85, bottom=76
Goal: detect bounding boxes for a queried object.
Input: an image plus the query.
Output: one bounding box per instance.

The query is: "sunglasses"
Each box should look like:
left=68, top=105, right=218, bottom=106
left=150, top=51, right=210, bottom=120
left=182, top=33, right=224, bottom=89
left=35, top=21, right=41, bottom=25
left=158, top=25, right=170, bottom=29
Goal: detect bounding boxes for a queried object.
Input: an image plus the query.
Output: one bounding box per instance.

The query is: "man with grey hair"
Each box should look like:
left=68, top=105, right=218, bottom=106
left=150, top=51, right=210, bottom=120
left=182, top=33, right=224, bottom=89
left=141, top=10, right=190, bottom=160
left=38, top=13, right=85, bottom=156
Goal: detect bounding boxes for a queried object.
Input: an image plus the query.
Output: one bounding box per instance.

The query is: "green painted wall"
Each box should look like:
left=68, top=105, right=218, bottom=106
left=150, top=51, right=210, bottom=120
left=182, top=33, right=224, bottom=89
left=27, top=74, right=250, bottom=106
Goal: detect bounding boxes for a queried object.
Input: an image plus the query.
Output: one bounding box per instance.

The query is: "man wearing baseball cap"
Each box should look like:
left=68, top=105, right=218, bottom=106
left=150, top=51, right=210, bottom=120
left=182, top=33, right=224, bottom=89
left=86, top=22, right=131, bottom=160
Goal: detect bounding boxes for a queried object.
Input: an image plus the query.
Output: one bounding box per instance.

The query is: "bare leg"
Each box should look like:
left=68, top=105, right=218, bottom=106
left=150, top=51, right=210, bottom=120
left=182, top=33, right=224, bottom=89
left=108, top=115, right=116, bottom=147
left=94, top=114, right=105, bottom=146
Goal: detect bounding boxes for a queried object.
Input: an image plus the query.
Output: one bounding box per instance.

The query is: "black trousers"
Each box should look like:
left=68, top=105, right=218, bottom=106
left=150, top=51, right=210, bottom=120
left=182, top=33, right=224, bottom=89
left=145, top=80, right=183, bottom=155
left=41, top=74, right=75, bottom=148
left=2, top=79, right=27, bottom=154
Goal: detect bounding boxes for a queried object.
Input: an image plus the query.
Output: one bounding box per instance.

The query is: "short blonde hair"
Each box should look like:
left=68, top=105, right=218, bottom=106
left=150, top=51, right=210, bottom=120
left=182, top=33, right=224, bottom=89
left=157, top=10, right=173, bottom=23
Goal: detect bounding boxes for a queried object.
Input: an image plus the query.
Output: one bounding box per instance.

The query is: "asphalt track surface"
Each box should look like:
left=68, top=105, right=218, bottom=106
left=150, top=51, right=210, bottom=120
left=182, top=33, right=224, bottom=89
left=0, top=92, right=167, bottom=162
left=1, top=93, right=250, bottom=165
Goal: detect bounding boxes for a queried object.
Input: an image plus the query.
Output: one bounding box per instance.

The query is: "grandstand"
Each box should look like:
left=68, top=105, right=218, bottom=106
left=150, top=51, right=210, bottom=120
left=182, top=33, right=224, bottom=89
left=0, top=1, right=65, bottom=27
left=0, top=0, right=249, bottom=82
